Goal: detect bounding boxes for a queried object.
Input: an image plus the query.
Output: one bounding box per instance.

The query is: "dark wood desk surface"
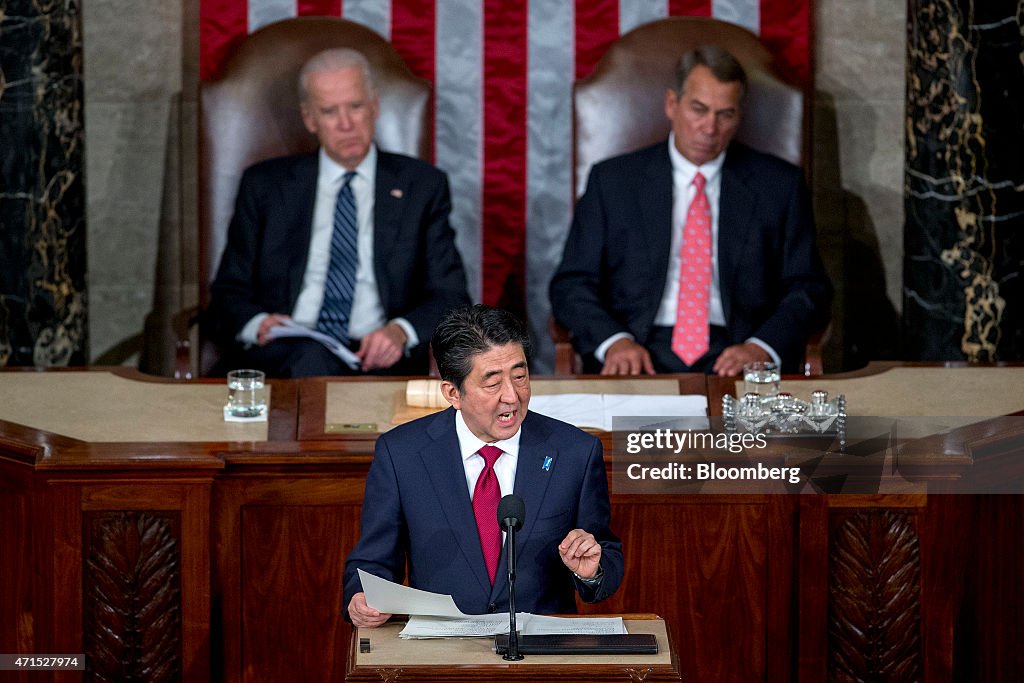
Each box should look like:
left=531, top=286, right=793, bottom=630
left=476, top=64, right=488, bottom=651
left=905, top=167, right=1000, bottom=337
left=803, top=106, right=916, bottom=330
left=2, top=364, right=1022, bottom=681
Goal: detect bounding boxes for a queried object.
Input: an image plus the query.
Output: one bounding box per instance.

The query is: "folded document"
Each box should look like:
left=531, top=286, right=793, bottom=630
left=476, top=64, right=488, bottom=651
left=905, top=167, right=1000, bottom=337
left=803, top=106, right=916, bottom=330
left=358, top=569, right=626, bottom=638
left=266, top=319, right=361, bottom=370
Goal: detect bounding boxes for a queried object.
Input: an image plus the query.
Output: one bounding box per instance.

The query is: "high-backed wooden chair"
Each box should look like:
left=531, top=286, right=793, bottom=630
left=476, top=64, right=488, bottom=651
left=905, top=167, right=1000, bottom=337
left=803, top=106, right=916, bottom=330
left=553, top=17, right=826, bottom=375
left=175, top=17, right=431, bottom=377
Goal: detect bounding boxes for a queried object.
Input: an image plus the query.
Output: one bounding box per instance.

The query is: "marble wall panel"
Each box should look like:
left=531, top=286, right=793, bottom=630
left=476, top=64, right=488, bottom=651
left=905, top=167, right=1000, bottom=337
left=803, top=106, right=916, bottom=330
left=904, top=0, right=1024, bottom=361
left=82, top=0, right=183, bottom=363
left=0, top=0, right=87, bottom=367
left=814, top=0, right=907, bottom=366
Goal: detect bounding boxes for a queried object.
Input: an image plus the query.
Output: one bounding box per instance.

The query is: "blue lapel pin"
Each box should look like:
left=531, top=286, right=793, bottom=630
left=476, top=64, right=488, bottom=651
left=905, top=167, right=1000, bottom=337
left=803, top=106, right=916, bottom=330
left=542, top=456, right=553, bottom=471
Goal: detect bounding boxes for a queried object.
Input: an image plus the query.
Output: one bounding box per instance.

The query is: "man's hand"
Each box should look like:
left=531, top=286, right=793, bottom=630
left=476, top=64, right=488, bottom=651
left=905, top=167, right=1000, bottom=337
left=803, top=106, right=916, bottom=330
left=558, top=529, right=602, bottom=579
left=601, top=339, right=656, bottom=376
left=347, top=592, right=392, bottom=628
left=257, top=314, right=291, bottom=345
left=712, top=342, right=771, bottom=377
left=357, top=322, right=408, bottom=371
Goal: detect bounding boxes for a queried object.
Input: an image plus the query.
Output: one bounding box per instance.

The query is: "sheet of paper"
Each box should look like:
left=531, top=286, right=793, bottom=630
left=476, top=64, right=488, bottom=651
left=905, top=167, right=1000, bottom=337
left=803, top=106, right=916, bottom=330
left=398, top=614, right=527, bottom=639
left=398, top=614, right=628, bottom=638
left=602, top=393, right=706, bottom=418
left=528, top=394, right=607, bottom=429
left=361, top=573, right=630, bottom=638
left=520, top=615, right=626, bottom=635
left=267, top=319, right=361, bottom=369
left=602, top=394, right=708, bottom=431
left=530, top=393, right=708, bottom=430
left=358, top=569, right=465, bottom=617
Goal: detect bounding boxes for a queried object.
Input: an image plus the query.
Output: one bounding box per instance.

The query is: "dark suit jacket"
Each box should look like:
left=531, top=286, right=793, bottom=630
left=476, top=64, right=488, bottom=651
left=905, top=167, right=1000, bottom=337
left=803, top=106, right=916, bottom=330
left=206, top=150, right=470, bottom=363
left=343, top=408, right=624, bottom=618
left=549, top=141, right=831, bottom=373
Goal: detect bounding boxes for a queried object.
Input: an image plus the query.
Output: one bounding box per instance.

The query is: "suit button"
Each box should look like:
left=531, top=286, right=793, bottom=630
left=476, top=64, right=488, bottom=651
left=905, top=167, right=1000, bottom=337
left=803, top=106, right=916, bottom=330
left=488, top=603, right=496, bottom=613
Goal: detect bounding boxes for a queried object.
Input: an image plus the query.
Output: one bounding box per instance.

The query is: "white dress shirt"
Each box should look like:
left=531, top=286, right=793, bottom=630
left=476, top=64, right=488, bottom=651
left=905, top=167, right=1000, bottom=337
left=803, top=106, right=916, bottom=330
left=595, top=134, right=778, bottom=366
left=237, top=146, right=417, bottom=348
left=454, top=409, right=520, bottom=500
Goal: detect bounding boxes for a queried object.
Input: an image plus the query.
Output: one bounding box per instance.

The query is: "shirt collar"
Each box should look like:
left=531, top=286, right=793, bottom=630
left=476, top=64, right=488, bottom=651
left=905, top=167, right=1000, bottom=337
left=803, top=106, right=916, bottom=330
left=454, top=409, right=522, bottom=462
left=318, top=144, right=377, bottom=186
left=667, top=132, right=725, bottom=186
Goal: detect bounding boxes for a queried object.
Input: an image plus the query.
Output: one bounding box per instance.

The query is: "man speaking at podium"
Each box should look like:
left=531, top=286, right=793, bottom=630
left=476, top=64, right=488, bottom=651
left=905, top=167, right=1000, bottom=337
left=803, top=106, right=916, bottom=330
left=343, top=305, right=623, bottom=627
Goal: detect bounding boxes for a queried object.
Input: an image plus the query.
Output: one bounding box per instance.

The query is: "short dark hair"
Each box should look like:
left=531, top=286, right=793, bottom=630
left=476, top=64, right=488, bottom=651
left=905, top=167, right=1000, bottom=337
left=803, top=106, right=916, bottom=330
left=432, top=305, right=532, bottom=391
left=674, top=45, right=748, bottom=98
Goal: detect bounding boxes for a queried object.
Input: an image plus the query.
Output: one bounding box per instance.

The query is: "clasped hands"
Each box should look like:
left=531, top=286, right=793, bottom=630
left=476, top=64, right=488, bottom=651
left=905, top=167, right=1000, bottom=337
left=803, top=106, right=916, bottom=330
left=347, top=528, right=602, bottom=628
left=257, top=314, right=407, bottom=370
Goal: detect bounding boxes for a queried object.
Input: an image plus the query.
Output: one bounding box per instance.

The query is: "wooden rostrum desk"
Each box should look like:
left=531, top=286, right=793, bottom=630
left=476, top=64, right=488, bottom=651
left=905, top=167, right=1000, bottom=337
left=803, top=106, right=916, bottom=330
left=346, top=614, right=679, bottom=682
left=1, top=365, right=1022, bottom=681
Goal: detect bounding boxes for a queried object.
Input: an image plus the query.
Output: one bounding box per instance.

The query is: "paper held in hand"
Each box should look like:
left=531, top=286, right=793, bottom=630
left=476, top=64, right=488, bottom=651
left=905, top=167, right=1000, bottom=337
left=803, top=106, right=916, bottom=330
left=357, top=569, right=626, bottom=639
left=266, top=319, right=361, bottom=369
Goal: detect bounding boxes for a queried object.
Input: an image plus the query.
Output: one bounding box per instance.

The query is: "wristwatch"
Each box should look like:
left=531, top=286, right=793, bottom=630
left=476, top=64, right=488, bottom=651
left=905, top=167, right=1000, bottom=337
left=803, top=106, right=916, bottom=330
left=573, top=565, right=604, bottom=586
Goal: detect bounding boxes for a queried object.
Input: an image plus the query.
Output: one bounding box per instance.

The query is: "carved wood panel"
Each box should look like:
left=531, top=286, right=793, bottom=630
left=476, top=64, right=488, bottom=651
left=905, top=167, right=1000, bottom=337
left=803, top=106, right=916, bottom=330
left=829, top=509, right=921, bottom=681
left=579, top=499, right=777, bottom=681
left=83, top=511, right=182, bottom=682
left=241, top=503, right=361, bottom=681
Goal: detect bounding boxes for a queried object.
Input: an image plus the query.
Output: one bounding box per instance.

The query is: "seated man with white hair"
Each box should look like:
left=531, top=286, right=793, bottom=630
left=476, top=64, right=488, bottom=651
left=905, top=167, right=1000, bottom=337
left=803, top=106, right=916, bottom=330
left=207, top=48, right=470, bottom=377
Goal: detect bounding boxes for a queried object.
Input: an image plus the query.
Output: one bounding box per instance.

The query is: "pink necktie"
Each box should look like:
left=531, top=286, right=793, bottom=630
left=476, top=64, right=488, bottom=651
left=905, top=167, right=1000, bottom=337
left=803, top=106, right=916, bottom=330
left=473, top=445, right=503, bottom=584
left=672, top=172, right=712, bottom=365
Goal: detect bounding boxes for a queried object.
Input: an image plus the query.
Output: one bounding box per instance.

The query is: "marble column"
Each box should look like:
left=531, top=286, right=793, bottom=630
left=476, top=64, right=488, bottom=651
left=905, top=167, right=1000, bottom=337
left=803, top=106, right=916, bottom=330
left=0, top=0, right=87, bottom=367
left=904, top=1, right=1024, bottom=361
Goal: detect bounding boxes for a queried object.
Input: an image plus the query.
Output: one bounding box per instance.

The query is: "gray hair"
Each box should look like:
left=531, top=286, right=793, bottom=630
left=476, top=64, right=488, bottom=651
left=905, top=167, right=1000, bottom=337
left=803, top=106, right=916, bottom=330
left=674, top=45, right=748, bottom=98
left=298, top=48, right=377, bottom=102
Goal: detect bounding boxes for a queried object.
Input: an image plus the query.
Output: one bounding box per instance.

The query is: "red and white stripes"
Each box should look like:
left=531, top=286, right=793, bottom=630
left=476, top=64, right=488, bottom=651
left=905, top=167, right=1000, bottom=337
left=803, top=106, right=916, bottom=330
left=199, top=0, right=810, bottom=368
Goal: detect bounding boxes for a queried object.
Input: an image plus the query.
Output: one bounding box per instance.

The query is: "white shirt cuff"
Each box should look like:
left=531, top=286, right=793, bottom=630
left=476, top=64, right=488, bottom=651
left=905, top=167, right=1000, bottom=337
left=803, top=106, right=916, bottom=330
left=746, top=337, right=781, bottom=368
left=391, top=318, right=419, bottom=351
left=594, top=332, right=634, bottom=363
left=237, top=313, right=269, bottom=345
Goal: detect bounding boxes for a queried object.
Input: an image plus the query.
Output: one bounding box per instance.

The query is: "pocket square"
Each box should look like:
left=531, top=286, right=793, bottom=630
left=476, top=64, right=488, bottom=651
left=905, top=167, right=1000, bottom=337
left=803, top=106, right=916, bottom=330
left=390, top=188, right=403, bottom=199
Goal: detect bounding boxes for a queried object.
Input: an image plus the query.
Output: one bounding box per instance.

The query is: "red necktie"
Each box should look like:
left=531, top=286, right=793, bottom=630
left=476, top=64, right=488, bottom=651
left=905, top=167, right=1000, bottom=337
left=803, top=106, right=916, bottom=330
left=672, top=172, right=712, bottom=365
left=473, top=445, right=503, bottom=584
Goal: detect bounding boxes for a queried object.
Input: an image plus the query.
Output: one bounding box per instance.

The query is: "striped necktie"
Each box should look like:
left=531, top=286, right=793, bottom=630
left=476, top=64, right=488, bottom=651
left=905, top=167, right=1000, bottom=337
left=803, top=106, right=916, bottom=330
left=316, top=171, right=358, bottom=345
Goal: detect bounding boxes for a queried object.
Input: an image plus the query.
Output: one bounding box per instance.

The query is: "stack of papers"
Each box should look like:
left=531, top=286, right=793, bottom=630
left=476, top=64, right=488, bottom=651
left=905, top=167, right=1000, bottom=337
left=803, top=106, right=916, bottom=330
left=529, top=393, right=708, bottom=431
left=358, top=569, right=626, bottom=639
left=266, top=319, right=361, bottom=369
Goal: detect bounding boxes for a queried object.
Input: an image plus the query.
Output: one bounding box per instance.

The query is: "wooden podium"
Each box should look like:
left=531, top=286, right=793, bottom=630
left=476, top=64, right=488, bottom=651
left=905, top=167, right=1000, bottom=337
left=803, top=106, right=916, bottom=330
left=345, top=615, right=682, bottom=682
left=2, top=366, right=1023, bottom=680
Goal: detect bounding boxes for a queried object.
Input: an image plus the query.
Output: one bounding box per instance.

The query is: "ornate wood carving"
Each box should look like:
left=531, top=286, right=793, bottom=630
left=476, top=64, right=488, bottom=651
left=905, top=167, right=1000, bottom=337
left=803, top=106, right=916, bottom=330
left=625, top=666, right=655, bottom=682
left=375, top=668, right=403, bottom=682
left=83, top=511, right=182, bottom=682
left=829, top=510, right=921, bottom=681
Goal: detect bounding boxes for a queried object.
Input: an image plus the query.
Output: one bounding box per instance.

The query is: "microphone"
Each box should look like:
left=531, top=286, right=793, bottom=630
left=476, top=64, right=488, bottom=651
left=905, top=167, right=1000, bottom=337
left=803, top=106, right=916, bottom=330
left=497, top=494, right=525, bottom=660
left=497, top=494, right=525, bottom=532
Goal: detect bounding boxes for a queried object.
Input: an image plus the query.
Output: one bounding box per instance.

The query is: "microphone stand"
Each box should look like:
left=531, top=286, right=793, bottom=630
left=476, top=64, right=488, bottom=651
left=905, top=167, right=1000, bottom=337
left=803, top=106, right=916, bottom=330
left=503, top=524, right=523, bottom=661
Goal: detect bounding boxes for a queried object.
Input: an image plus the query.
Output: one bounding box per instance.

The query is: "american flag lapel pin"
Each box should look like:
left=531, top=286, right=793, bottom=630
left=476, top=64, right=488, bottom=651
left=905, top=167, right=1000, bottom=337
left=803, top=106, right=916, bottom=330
left=542, top=456, right=553, bottom=471
left=390, top=188, right=403, bottom=198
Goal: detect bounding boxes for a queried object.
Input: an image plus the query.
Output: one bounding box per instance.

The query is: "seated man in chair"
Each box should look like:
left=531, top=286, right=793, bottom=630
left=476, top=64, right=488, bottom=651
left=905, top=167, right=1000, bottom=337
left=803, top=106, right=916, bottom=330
left=206, top=48, right=469, bottom=377
left=550, top=45, right=830, bottom=377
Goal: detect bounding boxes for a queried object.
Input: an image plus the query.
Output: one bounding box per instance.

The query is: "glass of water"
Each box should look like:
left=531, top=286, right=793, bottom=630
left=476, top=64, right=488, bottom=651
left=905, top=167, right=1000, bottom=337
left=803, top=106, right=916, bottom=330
left=226, top=369, right=267, bottom=418
left=743, top=361, right=780, bottom=398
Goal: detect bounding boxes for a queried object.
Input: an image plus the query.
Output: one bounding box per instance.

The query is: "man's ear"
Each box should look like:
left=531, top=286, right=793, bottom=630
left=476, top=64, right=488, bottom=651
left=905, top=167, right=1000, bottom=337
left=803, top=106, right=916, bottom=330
left=440, top=380, right=461, bottom=410
left=300, top=104, right=317, bottom=135
left=664, top=88, right=678, bottom=121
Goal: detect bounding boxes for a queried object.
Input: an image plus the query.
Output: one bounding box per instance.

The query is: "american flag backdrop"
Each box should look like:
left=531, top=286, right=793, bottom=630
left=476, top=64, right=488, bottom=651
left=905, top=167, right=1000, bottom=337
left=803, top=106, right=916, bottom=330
left=200, top=0, right=811, bottom=370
